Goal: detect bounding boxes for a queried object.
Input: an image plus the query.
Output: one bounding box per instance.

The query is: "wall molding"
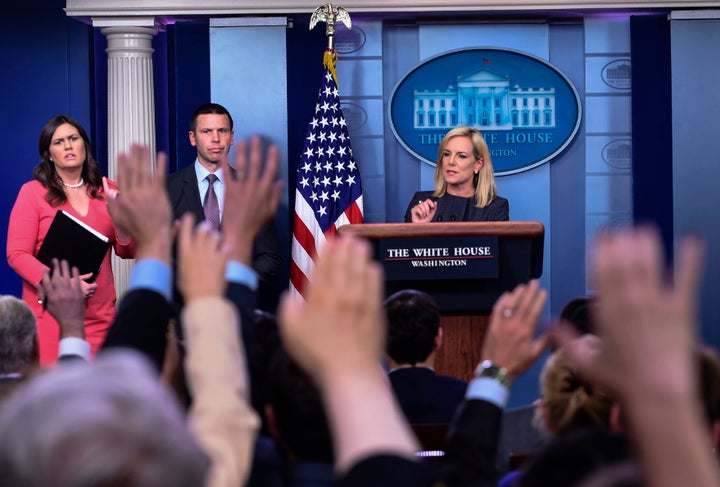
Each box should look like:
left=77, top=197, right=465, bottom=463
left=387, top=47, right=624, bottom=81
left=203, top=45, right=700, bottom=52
left=66, top=0, right=720, bottom=19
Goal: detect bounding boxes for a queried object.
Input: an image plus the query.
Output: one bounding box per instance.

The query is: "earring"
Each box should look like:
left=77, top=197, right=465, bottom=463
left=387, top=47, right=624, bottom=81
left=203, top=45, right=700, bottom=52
left=474, top=169, right=479, bottom=174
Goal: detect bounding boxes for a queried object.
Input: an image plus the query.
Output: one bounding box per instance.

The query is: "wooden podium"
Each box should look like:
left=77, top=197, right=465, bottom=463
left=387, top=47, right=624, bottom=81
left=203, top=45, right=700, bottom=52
left=338, top=221, right=544, bottom=381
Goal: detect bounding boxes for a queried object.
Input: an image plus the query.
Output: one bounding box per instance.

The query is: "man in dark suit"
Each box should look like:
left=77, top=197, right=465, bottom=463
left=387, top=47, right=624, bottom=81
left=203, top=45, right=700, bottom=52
left=384, top=289, right=467, bottom=424
left=166, top=103, right=281, bottom=284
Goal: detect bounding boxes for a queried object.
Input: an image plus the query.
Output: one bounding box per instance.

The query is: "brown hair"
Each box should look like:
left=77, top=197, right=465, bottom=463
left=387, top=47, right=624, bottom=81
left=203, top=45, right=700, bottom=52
left=540, top=335, right=614, bottom=436
left=34, top=115, right=102, bottom=206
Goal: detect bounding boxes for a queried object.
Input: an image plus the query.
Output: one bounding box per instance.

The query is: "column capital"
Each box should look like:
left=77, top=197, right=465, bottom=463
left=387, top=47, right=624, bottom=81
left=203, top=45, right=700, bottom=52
left=93, top=16, right=163, bottom=34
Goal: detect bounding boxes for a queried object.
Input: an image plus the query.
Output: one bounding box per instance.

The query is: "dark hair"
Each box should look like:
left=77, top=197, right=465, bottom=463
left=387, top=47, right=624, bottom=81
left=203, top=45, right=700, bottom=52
left=267, top=348, right=334, bottom=463
left=34, top=115, right=102, bottom=206
left=384, top=289, right=440, bottom=365
left=559, top=296, right=596, bottom=336
left=697, top=346, right=720, bottom=426
left=248, top=310, right=282, bottom=436
left=189, top=103, right=234, bottom=132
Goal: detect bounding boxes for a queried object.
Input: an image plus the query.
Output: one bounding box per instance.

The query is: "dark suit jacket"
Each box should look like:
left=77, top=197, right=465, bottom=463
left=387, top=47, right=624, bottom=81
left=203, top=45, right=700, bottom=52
left=102, top=282, right=258, bottom=377
left=335, top=454, right=441, bottom=487
left=443, top=399, right=504, bottom=487
left=389, top=367, right=468, bottom=423
left=166, top=163, right=282, bottom=283
left=101, top=288, right=173, bottom=373
left=404, top=191, right=509, bottom=223
left=330, top=398, right=505, bottom=487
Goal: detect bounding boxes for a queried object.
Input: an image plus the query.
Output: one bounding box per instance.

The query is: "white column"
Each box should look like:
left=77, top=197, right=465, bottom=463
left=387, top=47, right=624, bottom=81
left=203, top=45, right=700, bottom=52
left=95, top=18, right=160, bottom=298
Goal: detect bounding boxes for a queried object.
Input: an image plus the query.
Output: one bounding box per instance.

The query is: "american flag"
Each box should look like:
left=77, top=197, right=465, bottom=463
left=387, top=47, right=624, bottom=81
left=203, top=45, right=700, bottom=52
left=290, top=51, right=364, bottom=298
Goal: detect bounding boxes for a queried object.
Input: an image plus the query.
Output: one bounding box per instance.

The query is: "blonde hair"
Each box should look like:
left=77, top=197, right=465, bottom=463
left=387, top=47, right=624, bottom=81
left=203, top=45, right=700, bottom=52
left=432, top=126, right=498, bottom=208
left=540, top=335, right=614, bottom=436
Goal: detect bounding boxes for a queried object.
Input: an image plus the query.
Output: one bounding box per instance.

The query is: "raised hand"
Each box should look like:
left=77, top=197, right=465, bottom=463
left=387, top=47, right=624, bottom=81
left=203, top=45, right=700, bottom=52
left=482, top=279, right=550, bottom=380
left=278, top=236, right=384, bottom=381
left=105, top=145, right=172, bottom=262
left=221, top=136, right=283, bottom=265
left=177, top=214, right=228, bottom=302
left=556, top=226, right=704, bottom=399
left=38, top=259, right=85, bottom=339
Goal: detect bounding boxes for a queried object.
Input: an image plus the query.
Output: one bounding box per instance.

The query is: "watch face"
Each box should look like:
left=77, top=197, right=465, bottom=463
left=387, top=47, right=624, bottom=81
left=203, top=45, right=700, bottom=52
left=476, top=361, right=511, bottom=387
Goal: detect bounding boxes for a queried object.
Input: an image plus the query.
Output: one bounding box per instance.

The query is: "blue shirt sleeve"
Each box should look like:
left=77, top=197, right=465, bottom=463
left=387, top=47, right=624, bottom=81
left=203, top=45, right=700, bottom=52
left=128, top=259, right=172, bottom=301
left=465, top=377, right=510, bottom=409
left=226, top=261, right=258, bottom=290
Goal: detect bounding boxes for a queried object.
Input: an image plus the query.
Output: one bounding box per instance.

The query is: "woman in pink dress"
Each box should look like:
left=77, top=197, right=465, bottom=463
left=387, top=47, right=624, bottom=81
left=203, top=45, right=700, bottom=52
left=7, top=115, right=135, bottom=365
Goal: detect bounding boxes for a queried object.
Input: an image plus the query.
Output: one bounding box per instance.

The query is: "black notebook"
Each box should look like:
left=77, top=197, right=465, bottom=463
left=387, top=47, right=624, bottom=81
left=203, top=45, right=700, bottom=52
left=36, top=210, right=110, bottom=280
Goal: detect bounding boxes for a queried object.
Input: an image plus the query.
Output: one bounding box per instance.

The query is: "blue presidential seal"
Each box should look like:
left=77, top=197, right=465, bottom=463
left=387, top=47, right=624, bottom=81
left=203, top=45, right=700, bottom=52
left=389, top=47, right=582, bottom=175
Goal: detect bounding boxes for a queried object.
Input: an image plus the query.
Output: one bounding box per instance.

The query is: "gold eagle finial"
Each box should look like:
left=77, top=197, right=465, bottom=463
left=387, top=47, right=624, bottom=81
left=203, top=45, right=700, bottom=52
left=309, top=3, right=352, bottom=51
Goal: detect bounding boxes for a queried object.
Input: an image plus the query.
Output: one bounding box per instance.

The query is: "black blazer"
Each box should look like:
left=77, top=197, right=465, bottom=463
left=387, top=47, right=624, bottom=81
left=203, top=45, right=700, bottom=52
left=101, top=288, right=173, bottom=373
left=166, top=163, right=282, bottom=283
left=404, top=191, right=509, bottom=223
left=443, top=399, right=504, bottom=487
left=102, top=281, right=258, bottom=377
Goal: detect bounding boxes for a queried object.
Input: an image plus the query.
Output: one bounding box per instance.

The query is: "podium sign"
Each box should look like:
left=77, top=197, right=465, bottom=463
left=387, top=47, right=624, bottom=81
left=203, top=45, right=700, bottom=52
left=338, top=222, right=544, bottom=312
left=380, top=235, right=499, bottom=280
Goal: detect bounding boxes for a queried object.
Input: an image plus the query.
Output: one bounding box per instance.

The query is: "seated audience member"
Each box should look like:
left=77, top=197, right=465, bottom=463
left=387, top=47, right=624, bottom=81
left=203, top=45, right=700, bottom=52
left=497, top=294, right=598, bottom=475
left=0, top=295, right=38, bottom=404
left=266, top=348, right=335, bottom=486
left=385, top=289, right=467, bottom=423
left=536, top=335, right=615, bottom=437
left=0, top=349, right=209, bottom=486
left=0, top=259, right=89, bottom=405
left=499, top=335, right=616, bottom=487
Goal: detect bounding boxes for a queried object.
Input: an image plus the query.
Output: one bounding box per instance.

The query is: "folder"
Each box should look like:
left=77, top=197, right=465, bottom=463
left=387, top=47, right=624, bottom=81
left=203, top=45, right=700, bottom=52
left=36, top=210, right=110, bottom=280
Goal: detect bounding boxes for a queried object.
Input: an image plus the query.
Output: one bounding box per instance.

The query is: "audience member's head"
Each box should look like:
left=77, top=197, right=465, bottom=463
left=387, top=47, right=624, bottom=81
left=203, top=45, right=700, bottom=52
left=249, top=310, right=283, bottom=435
left=696, top=345, right=720, bottom=458
left=518, top=428, right=633, bottom=487
left=385, top=289, right=441, bottom=366
left=0, top=350, right=208, bottom=487
left=266, top=348, right=334, bottom=464
left=536, top=335, right=614, bottom=437
left=0, top=295, right=38, bottom=374
left=559, top=296, right=595, bottom=336
left=266, top=347, right=334, bottom=464
left=697, top=345, right=720, bottom=427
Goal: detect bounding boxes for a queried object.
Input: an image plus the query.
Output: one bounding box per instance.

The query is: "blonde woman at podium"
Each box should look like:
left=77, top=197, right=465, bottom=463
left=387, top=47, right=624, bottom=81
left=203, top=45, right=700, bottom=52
left=405, top=126, right=509, bottom=223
